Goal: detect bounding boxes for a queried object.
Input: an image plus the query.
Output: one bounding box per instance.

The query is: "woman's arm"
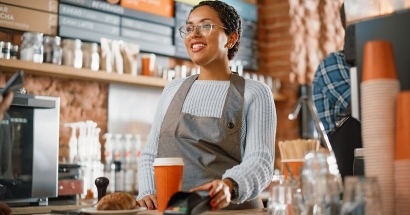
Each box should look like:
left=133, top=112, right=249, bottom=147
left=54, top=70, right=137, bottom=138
left=223, top=80, right=276, bottom=203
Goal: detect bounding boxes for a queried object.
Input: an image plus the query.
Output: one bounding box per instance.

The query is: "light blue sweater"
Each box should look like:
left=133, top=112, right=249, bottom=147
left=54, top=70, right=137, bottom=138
left=137, top=77, right=276, bottom=203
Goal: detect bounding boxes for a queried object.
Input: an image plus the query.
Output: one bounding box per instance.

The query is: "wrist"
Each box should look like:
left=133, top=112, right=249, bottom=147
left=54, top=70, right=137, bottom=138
left=224, top=178, right=239, bottom=200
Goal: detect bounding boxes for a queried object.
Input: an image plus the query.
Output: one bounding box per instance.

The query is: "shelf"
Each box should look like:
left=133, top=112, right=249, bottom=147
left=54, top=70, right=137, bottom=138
left=273, top=93, right=286, bottom=102
left=0, top=58, right=287, bottom=101
left=0, top=59, right=169, bottom=88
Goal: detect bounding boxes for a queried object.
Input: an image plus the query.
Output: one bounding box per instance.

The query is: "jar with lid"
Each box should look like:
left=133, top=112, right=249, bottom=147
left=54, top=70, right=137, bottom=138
left=20, top=32, right=44, bottom=63
left=10, top=45, right=18, bottom=59
left=62, top=39, right=82, bottom=69
left=43, top=36, right=62, bottom=65
left=82, top=42, right=99, bottom=71
left=0, top=41, right=11, bottom=59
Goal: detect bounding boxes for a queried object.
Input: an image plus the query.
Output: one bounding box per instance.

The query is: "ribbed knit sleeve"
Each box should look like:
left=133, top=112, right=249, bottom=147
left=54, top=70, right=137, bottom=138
left=223, top=79, right=276, bottom=203
left=137, top=78, right=276, bottom=203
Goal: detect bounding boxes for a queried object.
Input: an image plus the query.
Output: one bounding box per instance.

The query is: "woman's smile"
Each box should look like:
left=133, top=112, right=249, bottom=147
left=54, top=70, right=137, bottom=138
left=191, top=42, right=207, bottom=52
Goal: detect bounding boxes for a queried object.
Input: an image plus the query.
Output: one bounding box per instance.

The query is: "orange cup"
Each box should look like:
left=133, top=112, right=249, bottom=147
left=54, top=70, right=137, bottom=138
left=281, top=159, right=304, bottom=180
left=396, top=91, right=410, bottom=160
left=362, top=40, right=398, bottom=82
left=141, top=53, right=156, bottom=76
left=153, top=157, right=184, bottom=212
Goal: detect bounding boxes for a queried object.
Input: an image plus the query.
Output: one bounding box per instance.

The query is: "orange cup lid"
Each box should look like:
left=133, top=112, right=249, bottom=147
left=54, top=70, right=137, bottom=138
left=362, top=40, right=398, bottom=82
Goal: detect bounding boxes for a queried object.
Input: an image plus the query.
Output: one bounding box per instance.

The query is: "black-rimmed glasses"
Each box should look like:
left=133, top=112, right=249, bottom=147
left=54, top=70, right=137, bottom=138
left=178, top=22, right=227, bottom=40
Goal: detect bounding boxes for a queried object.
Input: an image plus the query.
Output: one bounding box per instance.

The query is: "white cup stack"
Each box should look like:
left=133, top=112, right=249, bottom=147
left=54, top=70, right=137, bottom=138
left=361, top=40, right=400, bottom=215
left=395, top=91, right=410, bottom=215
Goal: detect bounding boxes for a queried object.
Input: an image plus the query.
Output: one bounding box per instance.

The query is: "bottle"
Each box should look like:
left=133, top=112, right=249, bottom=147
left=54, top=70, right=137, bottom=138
left=62, top=39, right=82, bottom=68
left=77, top=122, right=86, bottom=163
left=0, top=41, right=4, bottom=58
left=82, top=42, right=100, bottom=71
left=124, top=134, right=133, bottom=193
left=10, top=45, right=18, bottom=59
left=43, top=36, right=62, bottom=65
left=1, top=42, right=11, bottom=59
left=103, top=133, right=114, bottom=194
left=65, top=123, right=78, bottom=164
left=133, top=134, right=142, bottom=193
left=20, top=32, right=44, bottom=63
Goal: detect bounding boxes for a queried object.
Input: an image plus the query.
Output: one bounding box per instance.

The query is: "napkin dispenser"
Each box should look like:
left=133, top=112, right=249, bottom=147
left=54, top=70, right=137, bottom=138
left=164, top=191, right=211, bottom=215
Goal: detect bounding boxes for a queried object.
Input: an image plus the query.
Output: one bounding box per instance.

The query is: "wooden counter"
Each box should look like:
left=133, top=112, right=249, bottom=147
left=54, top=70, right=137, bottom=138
left=11, top=206, right=267, bottom=215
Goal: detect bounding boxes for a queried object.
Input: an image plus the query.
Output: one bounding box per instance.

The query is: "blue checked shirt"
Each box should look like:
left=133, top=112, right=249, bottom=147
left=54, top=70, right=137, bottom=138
left=312, top=51, right=351, bottom=135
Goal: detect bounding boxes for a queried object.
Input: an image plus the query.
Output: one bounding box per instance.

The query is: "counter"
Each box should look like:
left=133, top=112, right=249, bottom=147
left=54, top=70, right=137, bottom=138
left=11, top=206, right=267, bottom=215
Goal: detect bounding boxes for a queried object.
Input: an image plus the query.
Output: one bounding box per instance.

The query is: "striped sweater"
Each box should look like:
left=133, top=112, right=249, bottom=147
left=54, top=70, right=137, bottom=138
left=137, top=77, right=276, bottom=203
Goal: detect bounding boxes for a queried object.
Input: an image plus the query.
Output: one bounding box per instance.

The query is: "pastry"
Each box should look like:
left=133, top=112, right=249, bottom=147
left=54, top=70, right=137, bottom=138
left=97, top=192, right=137, bottom=210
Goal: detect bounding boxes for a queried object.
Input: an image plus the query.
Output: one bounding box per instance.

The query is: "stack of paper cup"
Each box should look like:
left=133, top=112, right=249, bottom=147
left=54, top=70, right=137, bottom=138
left=361, top=40, right=399, bottom=215
left=395, top=91, right=410, bottom=215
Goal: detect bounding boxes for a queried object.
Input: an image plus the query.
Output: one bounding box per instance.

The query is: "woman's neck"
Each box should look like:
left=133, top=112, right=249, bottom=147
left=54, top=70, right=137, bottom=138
left=197, top=61, right=232, bottom=80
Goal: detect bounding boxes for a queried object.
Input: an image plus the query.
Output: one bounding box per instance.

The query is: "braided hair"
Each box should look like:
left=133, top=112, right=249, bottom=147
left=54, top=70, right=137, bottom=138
left=190, top=0, right=242, bottom=60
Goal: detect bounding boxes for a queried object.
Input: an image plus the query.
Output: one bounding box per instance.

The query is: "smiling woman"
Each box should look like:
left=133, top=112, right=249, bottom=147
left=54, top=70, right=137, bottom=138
left=136, top=0, right=276, bottom=212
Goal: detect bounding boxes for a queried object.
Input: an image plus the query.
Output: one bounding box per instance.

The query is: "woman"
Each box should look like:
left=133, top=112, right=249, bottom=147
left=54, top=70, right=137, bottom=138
left=137, top=0, right=276, bottom=211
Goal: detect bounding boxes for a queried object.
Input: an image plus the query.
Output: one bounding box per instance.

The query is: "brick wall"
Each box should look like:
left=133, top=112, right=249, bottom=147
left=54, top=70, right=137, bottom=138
left=257, top=0, right=344, bottom=168
left=0, top=73, right=108, bottom=162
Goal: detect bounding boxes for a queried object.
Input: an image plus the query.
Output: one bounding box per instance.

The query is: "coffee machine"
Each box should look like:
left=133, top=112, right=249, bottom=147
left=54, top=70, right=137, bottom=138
left=0, top=92, right=60, bottom=206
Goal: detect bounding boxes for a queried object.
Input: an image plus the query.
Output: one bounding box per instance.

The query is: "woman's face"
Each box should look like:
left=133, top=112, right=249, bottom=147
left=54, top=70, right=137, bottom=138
left=184, top=6, right=229, bottom=66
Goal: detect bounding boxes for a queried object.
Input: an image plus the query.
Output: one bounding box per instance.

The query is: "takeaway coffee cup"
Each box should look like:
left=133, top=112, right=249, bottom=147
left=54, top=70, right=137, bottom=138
left=281, top=159, right=304, bottom=180
left=153, top=157, right=184, bottom=212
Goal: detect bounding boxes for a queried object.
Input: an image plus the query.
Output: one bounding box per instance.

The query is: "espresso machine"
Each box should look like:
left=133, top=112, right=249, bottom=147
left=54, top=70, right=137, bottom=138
left=0, top=92, right=60, bottom=206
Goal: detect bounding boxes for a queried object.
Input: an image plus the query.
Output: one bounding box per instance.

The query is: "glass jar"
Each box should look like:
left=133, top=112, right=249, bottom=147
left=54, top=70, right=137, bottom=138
left=10, top=45, right=19, bottom=59
left=82, top=42, right=99, bottom=71
left=62, top=39, right=82, bottom=69
left=20, top=32, right=44, bottom=63
left=0, top=41, right=11, bottom=59
left=43, top=36, right=62, bottom=65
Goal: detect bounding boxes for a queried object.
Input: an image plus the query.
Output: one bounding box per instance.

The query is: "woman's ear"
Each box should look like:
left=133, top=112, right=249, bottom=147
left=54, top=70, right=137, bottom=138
left=227, top=31, right=239, bottom=49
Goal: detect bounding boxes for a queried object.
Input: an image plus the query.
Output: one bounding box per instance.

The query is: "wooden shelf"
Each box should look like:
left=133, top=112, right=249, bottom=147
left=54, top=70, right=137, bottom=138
left=0, top=58, right=169, bottom=88
left=273, top=93, right=286, bottom=102
left=0, top=58, right=287, bottom=101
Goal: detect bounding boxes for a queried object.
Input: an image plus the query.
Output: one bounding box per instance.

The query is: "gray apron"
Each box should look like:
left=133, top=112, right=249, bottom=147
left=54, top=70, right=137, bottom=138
left=158, top=73, right=262, bottom=210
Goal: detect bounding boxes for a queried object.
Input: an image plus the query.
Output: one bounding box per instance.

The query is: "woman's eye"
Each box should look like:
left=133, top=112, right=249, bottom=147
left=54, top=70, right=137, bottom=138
left=186, top=26, right=194, bottom=32
left=203, top=24, right=212, bottom=29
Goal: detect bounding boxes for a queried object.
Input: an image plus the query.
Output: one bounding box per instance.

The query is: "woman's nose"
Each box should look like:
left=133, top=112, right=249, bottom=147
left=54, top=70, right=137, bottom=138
left=191, top=26, right=202, bottom=38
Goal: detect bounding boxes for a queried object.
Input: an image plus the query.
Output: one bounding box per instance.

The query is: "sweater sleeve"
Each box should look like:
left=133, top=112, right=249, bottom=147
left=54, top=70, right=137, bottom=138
left=222, top=80, right=276, bottom=203
left=136, top=79, right=184, bottom=200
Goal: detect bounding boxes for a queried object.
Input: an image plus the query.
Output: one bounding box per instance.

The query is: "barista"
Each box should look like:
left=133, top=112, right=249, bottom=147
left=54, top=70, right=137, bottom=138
left=137, top=0, right=276, bottom=211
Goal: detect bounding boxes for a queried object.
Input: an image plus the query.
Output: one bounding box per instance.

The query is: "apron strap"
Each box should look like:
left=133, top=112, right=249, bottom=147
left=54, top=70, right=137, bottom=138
left=164, top=74, right=199, bottom=115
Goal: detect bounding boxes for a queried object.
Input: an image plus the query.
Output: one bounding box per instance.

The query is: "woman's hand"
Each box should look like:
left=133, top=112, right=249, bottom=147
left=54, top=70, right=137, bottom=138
left=137, top=194, right=158, bottom=210
left=190, top=179, right=233, bottom=211
left=0, top=92, right=13, bottom=121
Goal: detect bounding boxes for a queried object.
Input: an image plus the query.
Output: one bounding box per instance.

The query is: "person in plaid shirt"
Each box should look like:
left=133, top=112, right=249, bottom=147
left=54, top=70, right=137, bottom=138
left=312, top=3, right=351, bottom=135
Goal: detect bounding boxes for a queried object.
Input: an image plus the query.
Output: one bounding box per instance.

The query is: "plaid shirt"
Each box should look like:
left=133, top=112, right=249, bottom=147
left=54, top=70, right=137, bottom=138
left=312, top=51, right=351, bottom=135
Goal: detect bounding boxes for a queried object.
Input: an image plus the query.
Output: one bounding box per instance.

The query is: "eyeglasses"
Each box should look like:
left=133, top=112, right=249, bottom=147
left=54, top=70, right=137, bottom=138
left=178, top=22, right=227, bottom=40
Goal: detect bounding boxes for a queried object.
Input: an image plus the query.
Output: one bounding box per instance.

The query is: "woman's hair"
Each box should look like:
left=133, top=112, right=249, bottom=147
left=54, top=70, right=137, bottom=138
left=190, top=0, right=242, bottom=60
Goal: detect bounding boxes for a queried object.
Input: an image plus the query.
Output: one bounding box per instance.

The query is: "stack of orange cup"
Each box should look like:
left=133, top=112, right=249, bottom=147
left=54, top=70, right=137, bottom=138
left=361, top=40, right=399, bottom=215
left=395, top=91, right=410, bottom=215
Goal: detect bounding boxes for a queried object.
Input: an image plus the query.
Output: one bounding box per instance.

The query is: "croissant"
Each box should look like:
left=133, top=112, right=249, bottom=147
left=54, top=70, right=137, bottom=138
left=97, top=192, right=137, bottom=210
